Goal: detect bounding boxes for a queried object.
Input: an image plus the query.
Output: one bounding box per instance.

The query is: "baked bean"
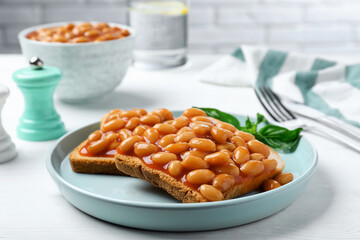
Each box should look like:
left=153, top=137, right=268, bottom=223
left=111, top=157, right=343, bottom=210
left=233, top=146, right=250, bottom=164
left=134, top=142, right=158, bottom=157
left=158, top=134, right=176, bottom=148
left=240, top=160, right=264, bottom=176
left=133, top=125, right=148, bottom=136
left=274, top=172, right=293, bottom=185
left=247, top=140, right=270, bottom=158
left=220, top=149, right=233, bottom=158
left=64, top=32, right=74, bottom=40
left=190, top=121, right=213, bottom=128
left=199, top=184, right=224, bottom=201
left=216, top=122, right=237, bottom=133
left=72, top=36, right=88, bottom=43
left=88, top=130, right=102, bottom=142
left=204, top=151, right=230, bottom=166
left=56, top=28, right=65, bottom=34
left=177, top=126, right=192, bottom=134
left=118, top=135, right=143, bottom=153
left=154, top=123, right=177, bottom=134
left=100, top=113, right=110, bottom=128
left=189, top=138, right=216, bottom=152
left=164, top=120, right=174, bottom=125
left=119, top=129, right=132, bottom=141
left=143, top=128, right=160, bottom=144
left=223, top=129, right=234, bottom=139
left=191, top=116, right=214, bottom=124
left=186, top=169, right=215, bottom=184
left=108, top=141, right=121, bottom=150
left=72, top=26, right=85, bottom=36
left=125, top=117, right=140, bottom=130
left=107, top=114, right=119, bottom=121
left=87, top=138, right=109, bottom=155
left=153, top=108, right=174, bottom=120
left=180, top=150, right=208, bottom=159
left=109, top=109, right=122, bottom=115
left=95, top=36, right=106, bottom=42
left=150, top=111, right=165, bottom=122
left=211, top=127, right=227, bottom=144
left=151, top=152, right=177, bottom=165
left=191, top=123, right=211, bottom=136
left=182, top=156, right=209, bottom=170
left=235, top=131, right=255, bottom=142
left=168, top=160, right=183, bottom=177
left=140, top=114, right=161, bottom=126
left=80, top=22, right=92, bottom=29
left=172, top=116, right=190, bottom=129
left=53, top=34, right=66, bottom=42
left=183, top=108, right=207, bottom=118
left=174, top=131, right=196, bottom=143
left=230, top=136, right=247, bottom=148
left=212, top=163, right=240, bottom=177
left=65, top=23, right=75, bottom=31
left=121, top=110, right=141, bottom=118
left=84, top=29, right=100, bottom=38
left=133, top=108, right=147, bottom=116
left=164, top=143, right=190, bottom=154
left=105, top=132, right=119, bottom=142
left=250, top=153, right=265, bottom=161
left=262, top=159, right=278, bottom=172
left=212, top=174, right=236, bottom=192
left=101, top=27, right=112, bottom=33
left=96, top=22, right=110, bottom=29
left=263, top=179, right=281, bottom=191
left=102, top=118, right=125, bottom=132
left=102, top=33, right=115, bottom=41
left=216, top=143, right=236, bottom=152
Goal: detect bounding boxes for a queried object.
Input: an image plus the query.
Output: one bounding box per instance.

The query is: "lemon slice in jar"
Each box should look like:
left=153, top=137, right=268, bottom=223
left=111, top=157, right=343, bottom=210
left=129, top=1, right=188, bottom=15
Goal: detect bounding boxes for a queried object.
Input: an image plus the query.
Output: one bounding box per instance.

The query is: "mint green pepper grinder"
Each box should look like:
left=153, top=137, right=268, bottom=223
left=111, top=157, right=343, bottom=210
left=13, top=57, right=66, bottom=141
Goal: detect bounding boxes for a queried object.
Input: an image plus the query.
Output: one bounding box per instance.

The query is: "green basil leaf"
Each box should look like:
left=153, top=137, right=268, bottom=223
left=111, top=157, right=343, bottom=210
left=261, top=135, right=302, bottom=153
left=194, top=107, right=241, bottom=129
left=256, top=113, right=267, bottom=125
left=194, top=107, right=303, bottom=152
left=259, top=125, right=303, bottom=142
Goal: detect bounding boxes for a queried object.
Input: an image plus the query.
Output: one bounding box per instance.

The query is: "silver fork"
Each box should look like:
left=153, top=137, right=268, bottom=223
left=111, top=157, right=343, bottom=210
left=255, top=86, right=360, bottom=152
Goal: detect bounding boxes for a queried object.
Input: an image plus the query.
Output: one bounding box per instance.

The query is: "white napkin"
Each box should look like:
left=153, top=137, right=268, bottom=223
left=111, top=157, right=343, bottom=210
left=198, top=45, right=360, bottom=127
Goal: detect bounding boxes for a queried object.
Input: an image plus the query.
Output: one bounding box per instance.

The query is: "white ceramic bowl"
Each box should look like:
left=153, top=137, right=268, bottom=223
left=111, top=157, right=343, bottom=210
left=18, top=22, right=135, bottom=103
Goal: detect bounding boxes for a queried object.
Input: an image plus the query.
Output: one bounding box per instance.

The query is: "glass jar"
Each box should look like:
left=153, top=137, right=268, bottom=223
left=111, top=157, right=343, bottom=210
left=127, top=0, right=188, bottom=70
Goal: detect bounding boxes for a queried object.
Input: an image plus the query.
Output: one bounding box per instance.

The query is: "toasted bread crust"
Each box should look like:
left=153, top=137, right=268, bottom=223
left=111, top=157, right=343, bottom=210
left=69, top=140, right=124, bottom=175
left=114, top=149, right=284, bottom=203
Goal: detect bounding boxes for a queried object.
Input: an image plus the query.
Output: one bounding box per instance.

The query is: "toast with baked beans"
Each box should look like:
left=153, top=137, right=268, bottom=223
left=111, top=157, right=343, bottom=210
left=114, top=108, right=287, bottom=203
left=69, top=140, right=123, bottom=175
left=69, top=108, right=175, bottom=175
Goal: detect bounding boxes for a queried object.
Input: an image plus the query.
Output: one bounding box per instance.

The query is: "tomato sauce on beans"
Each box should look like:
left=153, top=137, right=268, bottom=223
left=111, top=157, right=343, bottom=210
left=26, top=22, right=130, bottom=43
left=80, top=108, right=293, bottom=201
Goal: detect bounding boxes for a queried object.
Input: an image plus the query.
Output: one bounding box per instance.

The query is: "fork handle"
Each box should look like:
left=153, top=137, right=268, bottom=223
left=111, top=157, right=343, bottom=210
left=318, top=116, right=360, bottom=141
left=304, top=124, right=360, bottom=152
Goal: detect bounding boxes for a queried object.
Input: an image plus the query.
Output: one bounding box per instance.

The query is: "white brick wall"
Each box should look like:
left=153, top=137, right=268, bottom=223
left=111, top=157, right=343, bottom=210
left=1, top=0, right=360, bottom=54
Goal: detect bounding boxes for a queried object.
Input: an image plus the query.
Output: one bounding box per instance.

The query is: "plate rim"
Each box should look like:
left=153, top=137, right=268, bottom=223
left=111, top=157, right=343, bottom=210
left=46, top=114, right=318, bottom=210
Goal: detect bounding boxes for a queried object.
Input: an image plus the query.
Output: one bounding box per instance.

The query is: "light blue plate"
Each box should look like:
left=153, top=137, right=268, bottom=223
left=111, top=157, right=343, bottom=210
left=46, top=113, right=318, bottom=231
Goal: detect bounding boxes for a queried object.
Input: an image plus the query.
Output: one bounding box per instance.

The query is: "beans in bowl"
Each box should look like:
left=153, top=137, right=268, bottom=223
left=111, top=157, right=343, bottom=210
left=26, top=22, right=130, bottom=43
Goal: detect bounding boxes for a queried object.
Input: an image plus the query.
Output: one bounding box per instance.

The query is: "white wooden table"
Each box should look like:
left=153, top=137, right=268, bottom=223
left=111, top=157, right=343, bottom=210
left=1, top=54, right=359, bottom=240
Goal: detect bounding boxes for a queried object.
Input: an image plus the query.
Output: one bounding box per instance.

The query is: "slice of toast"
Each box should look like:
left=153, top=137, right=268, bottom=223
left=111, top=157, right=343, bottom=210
left=114, top=148, right=284, bottom=203
left=69, top=140, right=124, bottom=175
left=68, top=108, right=175, bottom=175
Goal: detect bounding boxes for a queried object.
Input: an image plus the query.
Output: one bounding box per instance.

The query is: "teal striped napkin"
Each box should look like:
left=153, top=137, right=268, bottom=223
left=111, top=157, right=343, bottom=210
left=198, top=45, right=360, bottom=127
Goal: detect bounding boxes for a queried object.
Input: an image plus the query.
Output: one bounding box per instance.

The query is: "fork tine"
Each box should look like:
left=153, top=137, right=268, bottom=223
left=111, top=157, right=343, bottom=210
left=254, top=88, right=282, bottom=122
left=258, top=87, right=288, bottom=122
left=264, top=87, right=296, bottom=120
